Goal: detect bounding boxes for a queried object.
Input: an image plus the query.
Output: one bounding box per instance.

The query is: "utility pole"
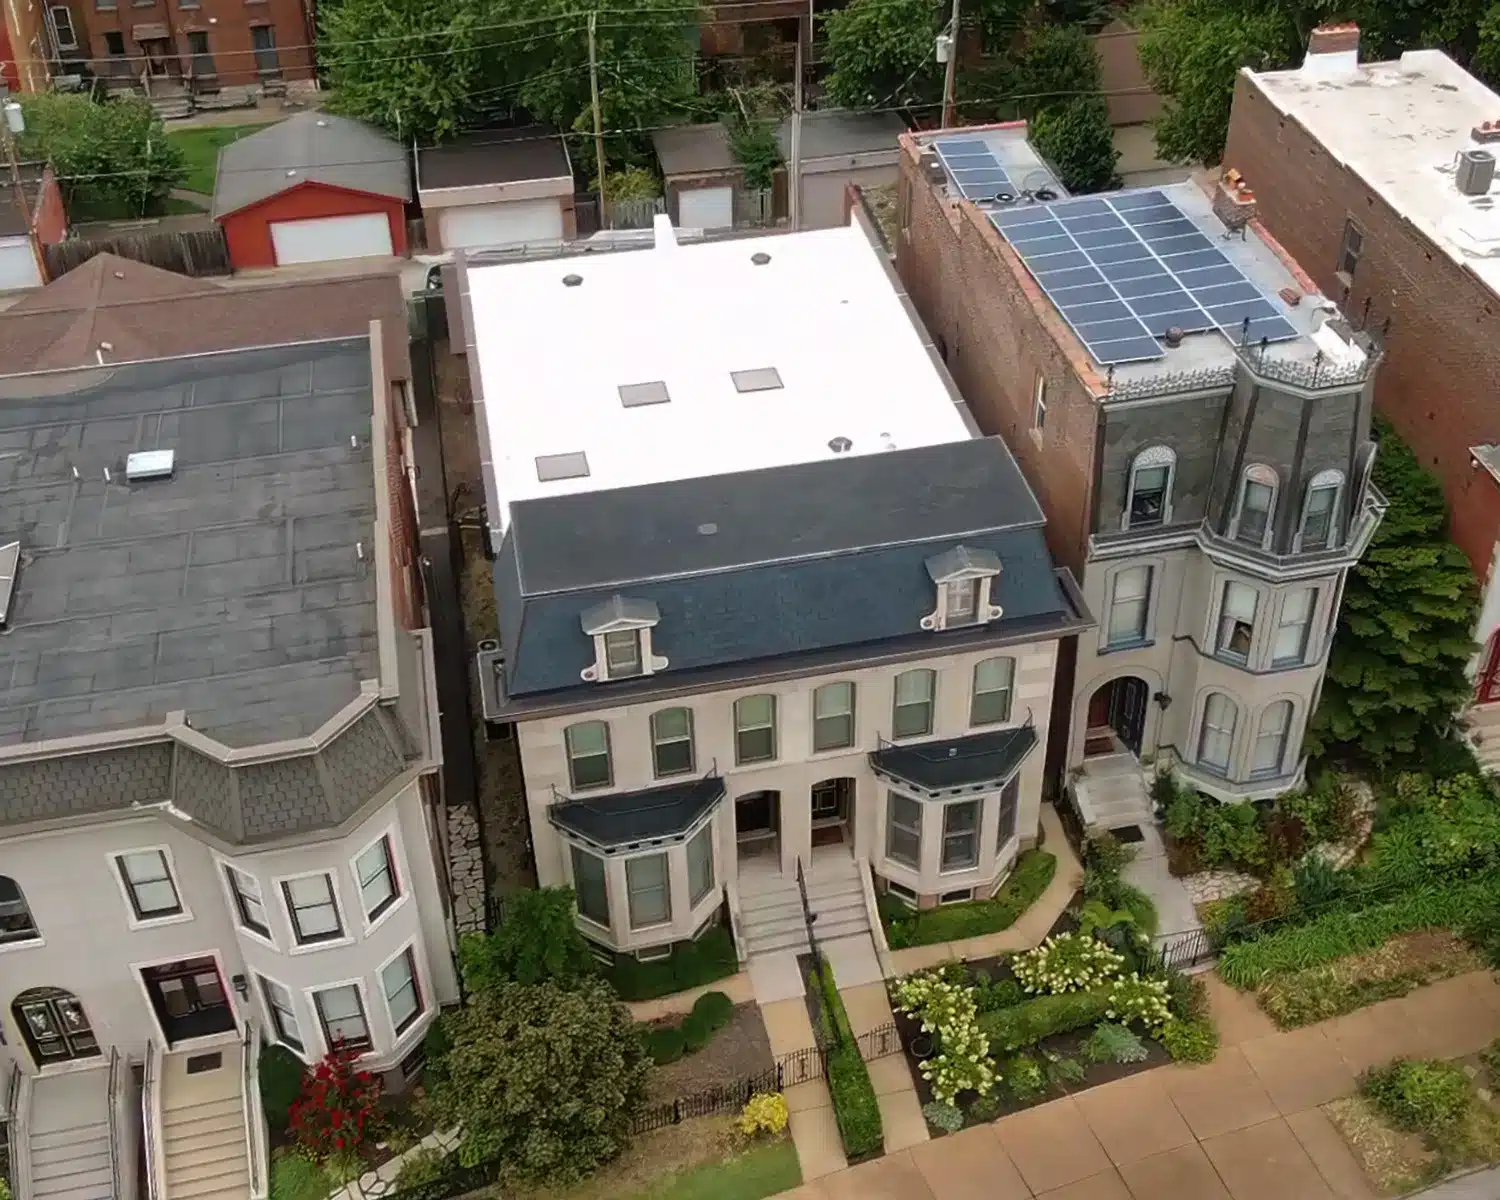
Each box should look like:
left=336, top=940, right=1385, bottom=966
left=941, top=0, right=962, bottom=128
left=1, top=103, right=45, bottom=284
left=789, top=20, right=803, bottom=231
left=588, top=12, right=608, bottom=228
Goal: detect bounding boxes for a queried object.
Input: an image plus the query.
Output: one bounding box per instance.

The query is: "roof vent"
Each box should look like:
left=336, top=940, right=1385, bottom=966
left=562, top=273, right=583, bottom=287
left=1457, top=148, right=1496, bottom=197
left=751, top=251, right=771, bottom=266
left=125, top=449, right=175, bottom=481
left=0, top=541, right=20, bottom=628
left=731, top=367, right=783, bottom=393
left=828, top=436, right=853, bottom=453
left=1473, top=120, right=1500, bottom=145
left=1162, top=326, right=1185, bottom=348
left=697, top=522, right=718, bottom=535
left=286, top=169, right=296, bottom=177
left=534, top=451, right=590, bottom=482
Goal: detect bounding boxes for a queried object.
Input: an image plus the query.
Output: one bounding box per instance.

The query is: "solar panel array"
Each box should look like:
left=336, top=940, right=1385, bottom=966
left=933, top=137, right=1015, bottom=204
left=989, top=190, right=1301, bottom=366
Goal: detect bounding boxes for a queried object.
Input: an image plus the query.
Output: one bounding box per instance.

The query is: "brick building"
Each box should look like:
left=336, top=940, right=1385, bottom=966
left=893, top=122, right=1385, bottom=825
left=1223, top=32, right=1500, bottom=758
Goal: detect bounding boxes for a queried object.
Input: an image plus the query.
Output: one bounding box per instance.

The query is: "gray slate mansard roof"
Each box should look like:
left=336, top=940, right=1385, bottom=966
left=491, top=438, right=1085, bottom=707
left=213, top=111, right=412, bottom=219
left=0, top=338, right=381, bottom=748
left=871, top=725, right=1039, bottom=796
left=550, top=774, right=726, bottom=850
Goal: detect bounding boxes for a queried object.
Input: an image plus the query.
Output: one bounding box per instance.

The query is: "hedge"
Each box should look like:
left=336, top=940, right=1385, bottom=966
left=883, top=851, right=1057, bottom=949
left=607, top=926, right=738, bottom=1001
left=977, top=987, right=1112, bottom=1051
left=813, top=962, right=883, bottom=1161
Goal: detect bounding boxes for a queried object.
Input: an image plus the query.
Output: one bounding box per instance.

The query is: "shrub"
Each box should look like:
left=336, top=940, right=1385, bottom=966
left=392, top=1147, right=448, bottom=1190
left=1292, top=857, right=1350, bottom=910
left=1104, top=975, right=1171, bottom=1031
left=1012, top=932, right=1126, bottom=995
left=1362, top=1059, right=1473, bottom=1135
left=323, top=1145, right=363, bottom=1185
left=922, top=1100, right=966, bottom=1132
left=975, top=978, right=1025, bottom=1013
left=680, top=1010, right=712, bottom=1054
left=1482, top=1038, right=1500, bottom=1087
left=1262, top=810, right=1308, bottom=866
left=259, top=1043, right=305, bottom=1136
left=1111, top=882, right=1160, bottom=938
left=884, top=852, right=1057, bottom=949
left=289, top=1047, right=382, bottom=1161
left=1003, top=1053, right=1047, bottom=1101
left=979, top=988, right=1112, bottom=1050
left=607, top=926, right=738, bottom=1001
left=814, top=963, right=883, bottom=1161
left=891, top=969, right=996, bottom=1105
left=269, top=1153, right=326, bottom=1200
left=1084, top=832, right=1136, bottom=884
left=1243, top=867, right=1296, bottom=925
left=459, top=887, right=598, bottom=993
left=1043, top=1050, right=1086, bottom=1086
left=967, top=1092, right=1003, bottom=1121
left=1160, top=1017, right=1218, bottom=1063
left=1165, top=971, right=1209, bottom=1022
left=422, top=1017, right=454, bottom=1087
left=1082, top=1022, right=1149, bottom=1064
left=738, top=1092, right=789, bottom=1138
left=1030, top=96, right=1121, bottom=193
left=691, top=990, right=734, bottom=1031
left=647, top=1026, right=686, bottom=1064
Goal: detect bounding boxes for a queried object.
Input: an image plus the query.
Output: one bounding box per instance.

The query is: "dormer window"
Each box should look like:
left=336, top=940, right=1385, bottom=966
left=579, top=595, right=668, bottom=682
left=922, top=545, right=1003, bottom=632
left=1124, top=446, right=1175, bottom=529
left=1297, top=469, right=1344, bottom=552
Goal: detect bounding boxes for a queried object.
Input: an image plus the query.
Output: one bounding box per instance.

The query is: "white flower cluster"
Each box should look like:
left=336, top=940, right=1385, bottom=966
left=1104, top=974, right=1171, bottom=1031
left=1012, top=932, right=1126, bottom=995
left=892, top=969, right=998, bottom=1107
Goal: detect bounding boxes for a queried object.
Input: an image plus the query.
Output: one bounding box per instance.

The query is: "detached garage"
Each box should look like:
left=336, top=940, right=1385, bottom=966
left=416, top=128, right=575, bottom=252
left=214, top=112, right=411, bottom=269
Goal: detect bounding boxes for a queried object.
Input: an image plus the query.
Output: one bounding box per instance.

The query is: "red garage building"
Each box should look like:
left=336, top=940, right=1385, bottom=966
left=213, top=112, right=411, bottom=269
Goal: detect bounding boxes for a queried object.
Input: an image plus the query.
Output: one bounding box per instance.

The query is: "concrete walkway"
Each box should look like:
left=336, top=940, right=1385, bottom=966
left=776, top=969, right=1500, bottom=1199
left=886, top=805, right=1086, bottom=976
left=1122, top=823, right=1202, bottom=943
left=762, top=994, right=848, bottom=1182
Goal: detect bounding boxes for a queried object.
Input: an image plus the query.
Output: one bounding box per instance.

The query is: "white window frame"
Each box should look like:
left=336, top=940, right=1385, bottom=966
left=349, top=828, right=404, bottom=934
left=1295, top=469, right=1344, bottom=552
left=970, top=657, right=1015, bottom=727
left=48, top=5, right=77, bottom=50
left=564, top=720, right=613, bottom=791
left=1252, top=701, right=1294, bottom=779
left=733, top=694, right=777, bottom=764
left=625, top=851, right=673, bottom=931
left=110, top=846, right=191, bottom=930
left=258, top=973, right=305, bottom=1057
left=940, top=799, right=981, bottom=873
left=649, top=707, right=696, bottom=778
left=1106, top=565, right=1152, bottom=648
left=885, top=791, right=922, bottom=869
left=892, top=668, right=936, bottom=739
left=812, top=681, right=856, bottom=753
left=378, top=940, right=427, bottom=1045
left=1197, top=693, right=1238, bottom=776
left=1215, top=581, right=1260, bottom=666
left=0, top=874, right=42, bottom=952
left=307, top=978, right=374, bottom=1057
left=1032, top=372, right=1047, bottom=432
left=218, top=861, right=276, bottom=949
left=1232, top=465, right=1278, bottom=549
left=602, top=629, right=643, bottom=678
left=996, top=776, right=1020, bottom=852
left=276, top=870, right=351, bottom=952
left=946, top=577, right=980, bottom=624
left=686, top=821, right=715, bottom=908
left=1272, top=587, right=1317, bottom=666
left=569, top=843, right=611, bottom=931
left=1123, top=445, right=1175, bottom=530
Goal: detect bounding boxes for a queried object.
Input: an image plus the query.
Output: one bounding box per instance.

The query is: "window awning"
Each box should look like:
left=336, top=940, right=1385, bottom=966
left=132, top=23, right=168, bottom=40
left=550, top=774, right=725, bottom=852
left=870, top=725, right=1037, bottom=798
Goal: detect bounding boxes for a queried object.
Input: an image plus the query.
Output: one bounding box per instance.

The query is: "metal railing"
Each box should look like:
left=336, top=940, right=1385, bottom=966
left=795, top=857, right=826, bottom=986
left=141, top=1041, right=163, bottom=1200
left=241, top=1023, right=269, bottom=1200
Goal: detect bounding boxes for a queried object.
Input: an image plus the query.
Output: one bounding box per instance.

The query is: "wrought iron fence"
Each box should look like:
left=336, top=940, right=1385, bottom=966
left=1143, top=927, right=1217, bottom=973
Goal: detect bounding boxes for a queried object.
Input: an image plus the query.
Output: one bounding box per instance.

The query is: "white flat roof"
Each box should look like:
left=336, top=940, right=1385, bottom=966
left=1247, top=49, right=1500, bottom=297
left=465, top=221, right=975, bottom=526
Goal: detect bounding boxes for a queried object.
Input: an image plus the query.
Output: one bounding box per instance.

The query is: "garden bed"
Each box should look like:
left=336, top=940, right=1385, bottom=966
left=645, top=1002, right=775, bottom=1103
left=879, top=850, right=1058, bottom=949
left=606, top=925, right=738, bottom=1001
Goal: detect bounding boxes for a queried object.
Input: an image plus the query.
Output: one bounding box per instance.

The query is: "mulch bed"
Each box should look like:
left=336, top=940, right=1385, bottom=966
left=645, top=1002, right=775, bottom=1103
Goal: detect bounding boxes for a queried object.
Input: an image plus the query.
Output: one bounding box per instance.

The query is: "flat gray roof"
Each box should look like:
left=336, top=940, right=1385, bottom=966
left=0, top=340, right=381, bottom=747
left=776, top=110, right=905, bottom=161
left=652, top=124, right=737, bottom=176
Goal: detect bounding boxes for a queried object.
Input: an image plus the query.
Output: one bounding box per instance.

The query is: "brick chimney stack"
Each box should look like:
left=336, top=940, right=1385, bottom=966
left=1213, top=168, right=1258, bottom=232
left=1304, top=23, right=1360, bottom=70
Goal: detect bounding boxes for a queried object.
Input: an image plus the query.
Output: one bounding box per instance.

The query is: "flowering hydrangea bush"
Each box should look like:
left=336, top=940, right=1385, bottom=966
left=893, top=968, right=998, bottom=1106
left=1104, top=974, right=1171, bottom=1031
left=891, top=972, right=971, bottom=1034
left=289, top=1044, right=383, bottom=1161
left=1012, top=932, right=1126, bottom=995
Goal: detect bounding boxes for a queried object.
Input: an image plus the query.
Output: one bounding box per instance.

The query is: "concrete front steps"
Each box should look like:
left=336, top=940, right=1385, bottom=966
left=27, top=1065, right=114, bottom=1200
left=1073, top=751, right=1154, bottom=831
left=738, top=853, right=871, bottom=959
left=160, top=1045, right=249, bottom=1200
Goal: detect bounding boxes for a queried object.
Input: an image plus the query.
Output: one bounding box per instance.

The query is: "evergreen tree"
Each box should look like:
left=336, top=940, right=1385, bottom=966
left=1309, top=420, right=1478, bottom=767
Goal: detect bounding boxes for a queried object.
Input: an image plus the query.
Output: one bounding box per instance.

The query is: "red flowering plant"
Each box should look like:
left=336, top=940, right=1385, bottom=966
left=287, top=1042, right=383, bottom=1162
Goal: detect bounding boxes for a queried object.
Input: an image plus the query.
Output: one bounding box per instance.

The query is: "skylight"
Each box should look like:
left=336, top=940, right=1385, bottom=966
left=535, top=451, right=591, bottom=482
left=731, top=367, right=783, bottom=393
left=618, top=381, right=671, bottom=408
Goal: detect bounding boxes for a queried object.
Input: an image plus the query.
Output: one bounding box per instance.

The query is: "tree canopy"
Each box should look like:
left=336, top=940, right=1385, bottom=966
left=457, top=886, right=598, bottom=992
left=1308, top=420, right=1478, bottom=767
left=821, top=0, right=945, bottom=110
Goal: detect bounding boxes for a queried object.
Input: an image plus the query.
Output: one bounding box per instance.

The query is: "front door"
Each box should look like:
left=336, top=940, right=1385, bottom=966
left=13, top=989, right=100, bottom=1066
left=735, top=790, right=780, bottom=861
left=1108, top=677, right=1149, bottom=758
left=139, top=37, right=176, bottom=77
left=141, top=958, right=235, bottom=1045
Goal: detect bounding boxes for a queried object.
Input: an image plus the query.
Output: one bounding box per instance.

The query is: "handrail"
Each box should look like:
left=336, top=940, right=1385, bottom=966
left=241, top=1022, right=269, bottom=1200
left=795, top=856, right=836, bottom=1042
left=11, top=1068, right=31, bottom=1200
left=141, top=1041, right=163, bottom=1200
left=106, top=1048, right=122, bottom=1200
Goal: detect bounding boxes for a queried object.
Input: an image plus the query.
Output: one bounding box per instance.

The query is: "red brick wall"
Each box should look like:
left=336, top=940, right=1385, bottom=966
left=220, top=183, right=408, bottom=269
left=892, top=135, right=1102, bottom=575
left=84, top=0, right=313, bottom=87
left=1223, top=73, right=1500, bottom=579
left=33, top=168, right=67, bottom=245
left=1, top=23, right=19, bottom=92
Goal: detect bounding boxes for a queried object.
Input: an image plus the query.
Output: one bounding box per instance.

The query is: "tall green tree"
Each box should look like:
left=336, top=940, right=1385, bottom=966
left=17, top=94, right=184, bottom=219
left=822, top=0, right=945, bottom=110
left=457, top=887, right=597, bottom=992
left=1030, top=95, right=1120, bottom=191
left=1309, top=420, right=1478, bottom=767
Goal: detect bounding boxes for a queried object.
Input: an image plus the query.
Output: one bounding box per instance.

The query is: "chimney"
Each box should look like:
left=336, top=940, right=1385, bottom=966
left=1213, top=171, right=1258, bottom=232
left=1303, top=23, right=1360, bottom=76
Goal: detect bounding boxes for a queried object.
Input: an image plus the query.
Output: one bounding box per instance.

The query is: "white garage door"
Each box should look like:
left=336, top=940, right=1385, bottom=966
left=269, top=212, right=393, bottom=265
left=440, top=200, right=563, bottom=250
left=677, top=186, right=733, bottom=231
left=0, top=239, right=41, bottom=291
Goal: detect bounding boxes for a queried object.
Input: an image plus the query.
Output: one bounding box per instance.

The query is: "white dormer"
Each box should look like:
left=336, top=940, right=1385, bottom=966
left=921, top=545, right=1004, bottom=631
left=579, top=595, right=669, bottom=682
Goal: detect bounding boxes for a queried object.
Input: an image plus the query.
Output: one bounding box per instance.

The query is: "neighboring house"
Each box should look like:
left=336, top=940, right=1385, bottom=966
left=652, top=123, right=746, bottom=231
left=214, top=112, right=410, bottom=268
left=893, top=121, right=1385, bottom=827
left=776, top=110, right=905, bottom=230
left=415, top=127, right=575, bottom=251
left=1222, top=30, right=1500, bottom=763
left=0, top=0, right=51, bottom=90
left=0, top=163, right=66, bottom=292
left=466, top=213, right=1091, bottom=961
left=0, top=281, right=453, bottom=1200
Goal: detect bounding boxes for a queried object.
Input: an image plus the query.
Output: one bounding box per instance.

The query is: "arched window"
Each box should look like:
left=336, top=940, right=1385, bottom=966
left=0, top=875, right=39, bottom=945
left=1253, top=701, right=1294, bottom=778
left=1125, top=446, right=1176, bottom=529
left=1234, top=464, right=1279, bottom=548
left=1297, top=469, right=1344, bottom=552
left=1197, top=693, right=1238, bottom=775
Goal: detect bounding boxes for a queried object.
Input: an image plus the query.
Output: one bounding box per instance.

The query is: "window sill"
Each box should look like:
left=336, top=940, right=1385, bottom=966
left=236, top=924, right=279, bottom=953
left=361, top=894, right=409, bottom=939
left=288, top=935, right=355, bottom=956
left=0, top=936, right=44, bottom=955
left=576, top=912, right=613, bottom=937
left=627, top=919, right=675, bottom=937
left=734, top=756, right=779, bottom=769
left=125, top=910, right=194, bottom=932
left=1214, top=653, right=1252, bottom=669
left=1100, top=638, right=1153, bottom=655
left=1269, top=657, right=1309, bottom=670
left=809, top=743, right=859, bottom=758
left=652, top=766, right=697, bottom=782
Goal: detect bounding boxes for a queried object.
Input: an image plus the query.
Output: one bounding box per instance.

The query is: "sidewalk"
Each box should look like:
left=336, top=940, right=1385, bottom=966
left=776, top=968, right=1500, bottom=1199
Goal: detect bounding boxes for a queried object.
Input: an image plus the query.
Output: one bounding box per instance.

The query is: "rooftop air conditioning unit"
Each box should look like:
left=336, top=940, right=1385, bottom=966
left=125, top=449, right=175, bottom=481
left=1457, top=148, right=1496, bottom=197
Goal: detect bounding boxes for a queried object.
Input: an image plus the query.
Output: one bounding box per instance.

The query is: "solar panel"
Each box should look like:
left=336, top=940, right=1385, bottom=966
left=988, top=189, right=1301, bottom=364
left=933, top=138, right=1014, bottom=203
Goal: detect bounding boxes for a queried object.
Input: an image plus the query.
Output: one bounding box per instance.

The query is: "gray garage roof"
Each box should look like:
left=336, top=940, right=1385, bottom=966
left=0, top=338, right=381, bottom=746
left=775, top=110, right=905, bottom=162
left=652, top=123, right=737, bottom=177
left=213, top=112, right=411, bottom=219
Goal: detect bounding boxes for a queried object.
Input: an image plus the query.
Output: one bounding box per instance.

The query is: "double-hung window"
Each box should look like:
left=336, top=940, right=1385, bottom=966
left=1107, top=566, right=1151, bottom=647
left=1198, top=694, right=1237, bottom=775
left=941, top=801, right=979, bottom=872
left=282, top=874, right=343, bottom=945
left=603, top=630, right=642, bottom=678
left=564, top=721, right=612, bottom=790
left=1299, top=471, right=1343, bottom=551
left=946, top=578, right=979, bottom=624
left=626, top=853, right=671, bottom=928
left=570, top=846, right=610, bottom=927
left=259, top=976, right=303, bottom=1052
left=115, top=850, right=183, bottom=921
left=354, top=836, right=399, bottom=924
left=1126, top=447, right=1175, bottom=528
left=381, top=947, right=424, bottom=1038
left=225, top=866, right=271, bottom=939
left=892, top=669, right=936, bottom=739
left=970, top=657, right=1014, bottom=726
left=1236, top=467, right=1277, bottom=547
left=650, top=707, right=695, bottom=777
left=734, top=695, right=777, bottom=763
left=812, top=682, right=856, bottom=752
left=886, top=792, right=921, bottom=868
left=313, top=985, right=370, bottom=1052
left=1273, top=588, right=1316, bottom=666
left=1217, top=582, right=1258, bottom=665
left=687, top=824, right=715, bottom=906
left=1252, top=701, right=1293, bottom=778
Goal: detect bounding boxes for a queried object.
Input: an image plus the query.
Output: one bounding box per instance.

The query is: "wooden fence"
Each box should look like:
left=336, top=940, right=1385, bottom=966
left=44, top=227, right=232, bottom=280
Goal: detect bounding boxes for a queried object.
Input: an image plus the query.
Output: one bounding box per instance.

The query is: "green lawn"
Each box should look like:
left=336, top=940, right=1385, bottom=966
left=628, top=1140, right=801, bottom=1200
left=166, top=122, right=278, bottom=195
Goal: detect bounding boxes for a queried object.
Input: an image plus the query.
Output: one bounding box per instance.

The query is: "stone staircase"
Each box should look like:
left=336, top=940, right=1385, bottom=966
left=1072, top=752, right=1154, bottom=831
left=146, top=82, right=194, bottom=121
left=28, top=1067, right=114, bottom=1199
left=1465, top=702, right=1500, bottom=771
left=738, top=854, right=871, bottom=959
left=160, top=1045, right=249, bottom=1200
